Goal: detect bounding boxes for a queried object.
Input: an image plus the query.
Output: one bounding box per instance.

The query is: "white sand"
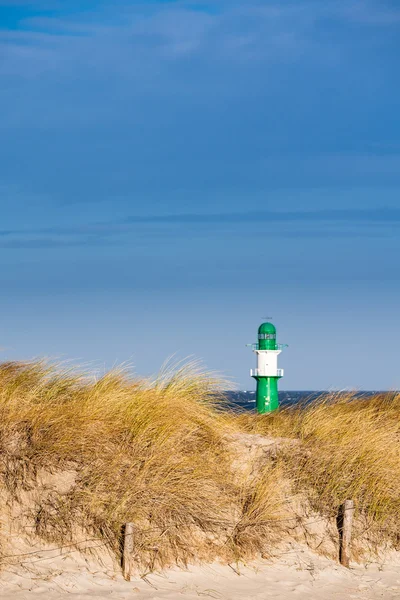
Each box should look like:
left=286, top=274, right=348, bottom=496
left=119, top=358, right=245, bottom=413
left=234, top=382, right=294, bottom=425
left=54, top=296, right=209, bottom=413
left=1, top=545, right=399, bottom=599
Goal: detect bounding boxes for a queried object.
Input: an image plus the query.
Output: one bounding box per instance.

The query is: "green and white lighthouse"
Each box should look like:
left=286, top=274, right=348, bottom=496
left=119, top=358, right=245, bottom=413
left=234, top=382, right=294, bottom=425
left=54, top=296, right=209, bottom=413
left=248, top=322, right=287, bottom=414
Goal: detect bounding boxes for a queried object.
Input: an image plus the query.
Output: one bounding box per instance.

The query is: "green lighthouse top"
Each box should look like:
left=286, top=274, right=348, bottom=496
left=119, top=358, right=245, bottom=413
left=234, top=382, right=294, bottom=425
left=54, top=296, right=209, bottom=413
left=258, top=322, right=277, bottom=350
left=258, top=322, right=276, bottom=335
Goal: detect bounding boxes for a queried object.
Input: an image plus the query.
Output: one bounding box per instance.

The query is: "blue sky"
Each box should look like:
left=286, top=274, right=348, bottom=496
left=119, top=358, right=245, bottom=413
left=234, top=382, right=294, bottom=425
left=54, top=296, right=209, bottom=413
left=1, top=0, right=400, bottom=389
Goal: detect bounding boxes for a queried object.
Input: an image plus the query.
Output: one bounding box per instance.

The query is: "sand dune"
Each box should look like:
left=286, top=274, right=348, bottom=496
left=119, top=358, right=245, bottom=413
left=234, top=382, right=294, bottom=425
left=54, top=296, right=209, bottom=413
left=1, top=363, right=400, bottom=598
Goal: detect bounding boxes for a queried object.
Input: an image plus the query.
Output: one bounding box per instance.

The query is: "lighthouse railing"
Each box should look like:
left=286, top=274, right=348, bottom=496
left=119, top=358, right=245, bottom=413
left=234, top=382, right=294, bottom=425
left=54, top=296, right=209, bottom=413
left=246, top=343, right=288, bottom=351
left=250, top=368, right=284, bottom=377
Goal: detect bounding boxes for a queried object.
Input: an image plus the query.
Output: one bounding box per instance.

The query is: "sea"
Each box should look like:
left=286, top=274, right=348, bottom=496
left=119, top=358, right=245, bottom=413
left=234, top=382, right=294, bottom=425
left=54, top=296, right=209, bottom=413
left=226, top=390, right=381, bottom=411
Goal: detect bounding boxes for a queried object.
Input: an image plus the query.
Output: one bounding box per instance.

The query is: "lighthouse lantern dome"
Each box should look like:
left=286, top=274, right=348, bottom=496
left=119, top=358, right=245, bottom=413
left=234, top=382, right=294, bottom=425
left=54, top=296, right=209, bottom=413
left=258, top=322, right=277, bottom=350
left=258, top=322, right=276, bottom=335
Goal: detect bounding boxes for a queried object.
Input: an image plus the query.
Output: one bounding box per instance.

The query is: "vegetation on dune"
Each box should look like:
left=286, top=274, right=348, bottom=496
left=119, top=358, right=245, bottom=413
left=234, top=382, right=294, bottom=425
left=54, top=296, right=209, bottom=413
left=0, top=360, right=285, bottom=569
left=240, top=393, right=400, bottom=546
left=0, top=360, right=399, bottom=571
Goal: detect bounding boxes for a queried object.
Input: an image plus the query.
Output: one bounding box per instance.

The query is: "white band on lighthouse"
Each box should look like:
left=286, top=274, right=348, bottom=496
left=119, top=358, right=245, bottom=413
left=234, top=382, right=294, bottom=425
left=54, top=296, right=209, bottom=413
left=253, top=349, right=282, bottom=377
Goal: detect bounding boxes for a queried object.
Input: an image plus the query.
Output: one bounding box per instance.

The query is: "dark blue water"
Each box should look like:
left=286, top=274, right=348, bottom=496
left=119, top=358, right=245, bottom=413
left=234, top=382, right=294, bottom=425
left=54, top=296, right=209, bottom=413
left=226, top=390, right=381, bottom=411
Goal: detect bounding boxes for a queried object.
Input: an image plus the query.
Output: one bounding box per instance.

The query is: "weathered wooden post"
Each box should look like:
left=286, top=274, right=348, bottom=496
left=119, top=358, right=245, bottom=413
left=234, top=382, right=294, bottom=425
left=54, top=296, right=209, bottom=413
left=122, top=522, right=135, bottom=581
left=338, top=499, right=354, bottom=568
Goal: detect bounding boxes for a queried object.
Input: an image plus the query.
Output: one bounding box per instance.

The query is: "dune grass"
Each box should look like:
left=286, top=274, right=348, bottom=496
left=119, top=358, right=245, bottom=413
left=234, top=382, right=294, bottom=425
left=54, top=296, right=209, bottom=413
left=239, top=393, right=400, bottom=547
left=0, top=360, right=400, bottom=570
left=0, top=360, right=286, bottom=569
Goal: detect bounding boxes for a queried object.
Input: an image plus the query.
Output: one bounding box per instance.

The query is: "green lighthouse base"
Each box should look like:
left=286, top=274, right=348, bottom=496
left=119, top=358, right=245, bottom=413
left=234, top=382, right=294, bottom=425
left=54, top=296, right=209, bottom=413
left=253, top=376, right=280, bottom=414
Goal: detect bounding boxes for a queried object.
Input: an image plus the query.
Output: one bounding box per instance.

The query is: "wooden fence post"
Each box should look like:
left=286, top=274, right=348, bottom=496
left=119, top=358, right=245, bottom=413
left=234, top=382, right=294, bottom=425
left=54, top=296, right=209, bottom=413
left=122, top=522, right=135, bottom=581
left=338, top=499, right=354, bottom=568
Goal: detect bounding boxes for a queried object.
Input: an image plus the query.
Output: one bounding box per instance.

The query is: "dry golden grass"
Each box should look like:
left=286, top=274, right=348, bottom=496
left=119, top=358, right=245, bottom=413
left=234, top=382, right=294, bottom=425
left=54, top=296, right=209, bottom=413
left=1, top=360, right=400, bottom=571
left=0, top=360, right=285, bottom=570
left=238, top=392, right=400, bottom=547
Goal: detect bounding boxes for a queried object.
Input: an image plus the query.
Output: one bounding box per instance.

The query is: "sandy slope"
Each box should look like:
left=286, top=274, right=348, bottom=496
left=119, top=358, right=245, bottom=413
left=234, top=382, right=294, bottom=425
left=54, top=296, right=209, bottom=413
left=1, top=545, right=399, bottom=599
